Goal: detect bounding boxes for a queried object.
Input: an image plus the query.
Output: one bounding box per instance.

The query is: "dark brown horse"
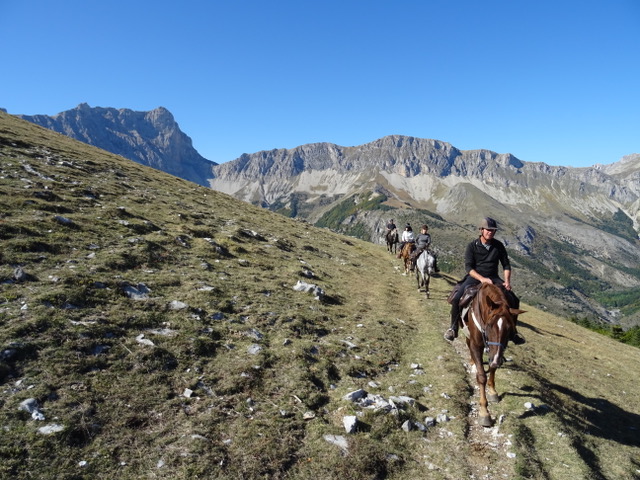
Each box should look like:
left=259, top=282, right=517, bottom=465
left=461, top=283, right=525, bottom=427
left=385, top=229, right=399, bottom=254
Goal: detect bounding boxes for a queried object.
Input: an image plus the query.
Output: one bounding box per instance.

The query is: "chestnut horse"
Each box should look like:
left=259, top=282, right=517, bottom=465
left=398, top=242, right=415, bottom=274
left=461, top=283, right=525, bottom=427
left=385, top=229, right=399, bottom=254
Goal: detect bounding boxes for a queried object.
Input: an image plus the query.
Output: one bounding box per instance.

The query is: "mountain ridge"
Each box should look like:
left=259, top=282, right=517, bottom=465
left=16, top=103, right=216, bottom=186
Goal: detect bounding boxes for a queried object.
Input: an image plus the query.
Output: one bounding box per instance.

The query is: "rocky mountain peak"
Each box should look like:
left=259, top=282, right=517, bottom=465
left=17, top=104, right=215, bottom=186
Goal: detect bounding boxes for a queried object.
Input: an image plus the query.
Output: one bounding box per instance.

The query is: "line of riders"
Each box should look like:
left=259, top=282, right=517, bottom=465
left=386, top=219, right=438, bottom=271
left=385, top=216, right=526, bottom=346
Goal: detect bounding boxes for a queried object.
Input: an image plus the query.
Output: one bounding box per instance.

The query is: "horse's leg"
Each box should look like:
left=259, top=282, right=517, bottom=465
left=486, top=368, right=500, bottom=403
left=470, top=345, right=492, bottom=427
left=425, top=273, right=430, bottom=299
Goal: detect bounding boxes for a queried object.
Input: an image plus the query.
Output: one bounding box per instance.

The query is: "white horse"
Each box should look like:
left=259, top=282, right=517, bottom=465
left=415, top=250, right=436, bottom=298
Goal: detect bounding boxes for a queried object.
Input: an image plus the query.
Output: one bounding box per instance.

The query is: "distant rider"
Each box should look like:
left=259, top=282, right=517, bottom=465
left=386, top=218, right=397, bottom=234
left=411, top=224, right=439, bottom=272
left=397, top=224, right=415, bottom=257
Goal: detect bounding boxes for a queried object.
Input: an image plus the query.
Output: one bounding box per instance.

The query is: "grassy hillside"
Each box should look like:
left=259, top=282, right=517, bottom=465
left=1, top=112, right=640, bottom=480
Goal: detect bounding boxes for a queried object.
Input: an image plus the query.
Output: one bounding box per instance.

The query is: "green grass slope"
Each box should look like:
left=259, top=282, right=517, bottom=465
left=1, top=112, right=639, bottom=480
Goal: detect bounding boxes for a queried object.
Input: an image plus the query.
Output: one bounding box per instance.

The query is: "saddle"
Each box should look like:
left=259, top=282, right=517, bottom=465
left=446, top=283, right=479, bottom=307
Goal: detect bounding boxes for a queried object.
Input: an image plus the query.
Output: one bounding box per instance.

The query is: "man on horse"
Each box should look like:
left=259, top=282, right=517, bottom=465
left=386, top=218, right=397, bottom=234
left=444, top=217, right=525, bottom=344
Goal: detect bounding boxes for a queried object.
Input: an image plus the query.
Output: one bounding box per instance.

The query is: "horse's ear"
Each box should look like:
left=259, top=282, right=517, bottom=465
left=510, top=308, right=526, bottom=315
left=485, top=294, right=500, bottom=309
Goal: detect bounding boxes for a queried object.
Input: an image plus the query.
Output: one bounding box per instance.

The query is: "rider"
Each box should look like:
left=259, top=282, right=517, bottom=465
left=444, top=217, right=525, bottom=345
left=411, top=224, right=439, bottom=271
left=386, top=218, right=397, bottom=234
left=398, top=223, right=414, bottom=255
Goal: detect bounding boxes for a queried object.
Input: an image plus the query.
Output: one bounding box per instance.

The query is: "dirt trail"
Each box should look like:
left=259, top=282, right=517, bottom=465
left=395, top=267, right=517, bottom=479
left=450, top=337, right=516, bottom=480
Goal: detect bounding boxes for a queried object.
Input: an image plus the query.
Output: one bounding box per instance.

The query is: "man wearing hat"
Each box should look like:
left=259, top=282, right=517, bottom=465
left=444, top=217, right=525, bottom=344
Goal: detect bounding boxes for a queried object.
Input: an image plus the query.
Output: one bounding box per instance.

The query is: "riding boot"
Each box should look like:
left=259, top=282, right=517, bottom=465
left=445, top=304, right=460, bottom=341
left=506, top=294, right=526, bottom=345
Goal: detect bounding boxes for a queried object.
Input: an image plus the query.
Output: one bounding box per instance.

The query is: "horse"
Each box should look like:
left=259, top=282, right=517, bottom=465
left=385, top=229, right=399, bottom=254
left=398, top=242, right=415, bottom=275
left=460, top=282, right=525, bottom=427
left=414, top=250, right=436, bottom=298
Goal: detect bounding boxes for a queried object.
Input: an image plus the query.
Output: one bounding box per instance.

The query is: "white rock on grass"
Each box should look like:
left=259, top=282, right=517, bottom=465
left=323, top=434, right=349, bottom=452
left=38, top=424, right=64, bottom=435
left=136, top=334, right=155, bottom=346
left=389, top=395, right=416, bottom=407
left=19, top=398, right=45, bottom=421
left=122, top=283, right=150, bottom=300
left=169, top=300, right=188, bottom=310
left=343, top=415, right=358, bottom=434
left=424, top=417, right=436, bottom=427
left=292, top=280, right=325, bottom=300
left=342, top=389, right=367, bottom=402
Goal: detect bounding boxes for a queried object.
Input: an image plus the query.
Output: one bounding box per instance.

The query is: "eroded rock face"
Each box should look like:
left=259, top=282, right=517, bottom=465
left=18, top=104, right=215, bottom=186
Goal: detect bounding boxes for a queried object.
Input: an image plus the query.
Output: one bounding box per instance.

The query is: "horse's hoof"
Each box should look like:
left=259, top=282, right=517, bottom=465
left=478, top=415, right=492, bottom=427
left=487, top=393, right=500, bottom=403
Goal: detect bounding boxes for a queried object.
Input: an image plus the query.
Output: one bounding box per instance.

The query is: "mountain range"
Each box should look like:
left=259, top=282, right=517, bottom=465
left=14, top=104, right=640, bottom=326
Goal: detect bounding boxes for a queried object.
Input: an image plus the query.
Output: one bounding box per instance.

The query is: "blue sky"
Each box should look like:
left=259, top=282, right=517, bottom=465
left=1, top=0, right=638, bottom=167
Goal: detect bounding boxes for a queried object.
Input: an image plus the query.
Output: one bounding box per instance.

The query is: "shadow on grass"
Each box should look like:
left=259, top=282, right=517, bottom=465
left=506, top=365, right=640, bottom=480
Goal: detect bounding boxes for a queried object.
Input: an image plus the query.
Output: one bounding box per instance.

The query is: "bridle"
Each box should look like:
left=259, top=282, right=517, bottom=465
left=471, top=307, right=509, bottom=353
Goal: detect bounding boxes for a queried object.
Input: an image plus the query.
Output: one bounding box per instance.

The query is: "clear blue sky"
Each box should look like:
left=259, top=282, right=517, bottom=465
left=1, top=0, right=638, bottom=167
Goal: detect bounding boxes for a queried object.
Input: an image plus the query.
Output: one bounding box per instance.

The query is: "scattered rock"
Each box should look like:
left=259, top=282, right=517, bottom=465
left=135, top=334, right=154, bottom=346
left=389, top=395, right=416, bottom=407
left=343, top=415, right=358, bottom=433
left=122, top=283, right=150, bottom=300
left=401, top=420, right=413, bottom=432
left=244, top=329, right=264, bottom=341
left=292, top=280, right=325, bottom=300
left=148, top=328, right=177, bottom=337
left=323, top=434, right=348, bottom=452
left=247, top=344, right=262, bottom=355
left=53, top=215, right=74, bottom=226
left=13, top=267, right=28, bottom=282
left=414, top=421, right=427, bottom=432
left=19, top=398, right=45, bottom=420
left=343, top=389, right=367, bottom=402
left=38, top=424, right=64, bottom=435
left=436, top=413, right=449, bottom=423
left=342, top=340, right=357, bottom=349
left=169, top=300, right=188, bottom=310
